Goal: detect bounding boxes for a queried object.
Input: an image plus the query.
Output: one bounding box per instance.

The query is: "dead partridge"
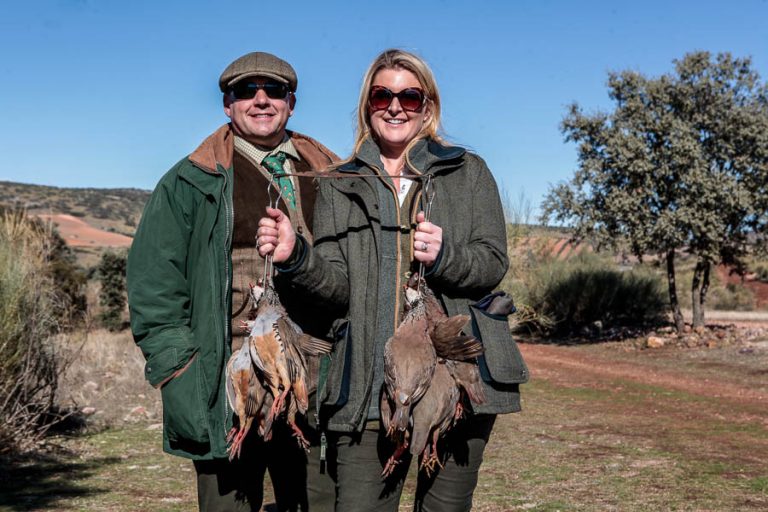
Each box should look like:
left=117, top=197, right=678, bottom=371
left=405, top=274, right=482, bottom=361
left=383, top=286, right=436, bottom=438
left=406, top=274, right=486, bottom=408
left=225, top=340, right=269, bottom=460
left=380, top=388, right=410, bottom=477
left=410, top=360, right=460, bottom=476
left=246, top=278, right=333, bottom=448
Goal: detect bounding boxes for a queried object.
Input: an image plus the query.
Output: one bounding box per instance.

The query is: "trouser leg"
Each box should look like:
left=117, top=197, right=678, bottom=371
left=194, top=433, right=267, bottom=512
left=414, top=414, right=496, bottom=512
left=265, top=392, right=336, bottom=512
left=333, top=421, right=410, bottom=512
left=305, top=425, right=336, bottom=511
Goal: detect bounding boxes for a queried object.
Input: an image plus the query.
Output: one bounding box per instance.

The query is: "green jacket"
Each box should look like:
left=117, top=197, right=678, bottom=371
left=127, top=124, right=336, bottom=459
left=282, top=137, right=528, bottom=433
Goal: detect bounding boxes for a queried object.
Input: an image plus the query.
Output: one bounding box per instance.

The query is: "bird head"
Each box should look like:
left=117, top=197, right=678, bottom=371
left=249, top=281, right=265, bottom=305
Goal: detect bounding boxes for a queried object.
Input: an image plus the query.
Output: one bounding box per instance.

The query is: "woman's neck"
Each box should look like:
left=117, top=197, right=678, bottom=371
left=380, top=153, right=405, bottom=177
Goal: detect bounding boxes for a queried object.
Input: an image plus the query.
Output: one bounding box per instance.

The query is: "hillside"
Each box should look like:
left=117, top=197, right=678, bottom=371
left=0, top=181, right=151, bottom=266
left=0, top=180, right=150, bottom=238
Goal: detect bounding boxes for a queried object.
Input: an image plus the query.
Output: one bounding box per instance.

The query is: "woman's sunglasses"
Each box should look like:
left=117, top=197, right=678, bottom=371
left=368, top=86, right=427, bottom=112
left=230, top=81, right=290, bottom=100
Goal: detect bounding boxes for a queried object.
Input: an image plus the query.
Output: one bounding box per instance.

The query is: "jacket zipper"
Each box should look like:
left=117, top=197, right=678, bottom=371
left=221, top=170, right=234, bottom=436
left=350, top=163, right=403, bottom=430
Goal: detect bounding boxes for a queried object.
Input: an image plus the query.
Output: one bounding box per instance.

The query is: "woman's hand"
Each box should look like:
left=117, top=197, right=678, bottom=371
left=413, top=211, right=442, bottom=266
left=257, top=207, right=296, bottom=263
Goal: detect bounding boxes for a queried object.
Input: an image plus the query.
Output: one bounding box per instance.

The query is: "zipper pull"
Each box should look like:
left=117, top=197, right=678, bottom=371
left=319, top=431, right=327, bottom=474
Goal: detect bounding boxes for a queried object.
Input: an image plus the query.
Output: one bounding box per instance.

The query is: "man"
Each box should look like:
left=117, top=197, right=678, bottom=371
left=127, top=51, right=337, bottom=511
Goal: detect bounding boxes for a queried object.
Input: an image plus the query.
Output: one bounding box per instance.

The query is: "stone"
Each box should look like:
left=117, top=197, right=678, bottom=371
left=81, top=406, right=97, bottom=416
left=646, top=336, right=666, bottom=348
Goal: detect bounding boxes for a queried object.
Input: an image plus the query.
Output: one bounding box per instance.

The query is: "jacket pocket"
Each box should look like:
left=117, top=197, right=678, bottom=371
left=320, top=319, right=352, bottom=408
left=156, top=348, right=210, bottom=444
left=470, top=304, right=529, bottom=384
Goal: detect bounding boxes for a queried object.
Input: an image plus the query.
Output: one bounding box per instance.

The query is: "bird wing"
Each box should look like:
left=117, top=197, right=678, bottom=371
left=446, top=359, right=486, bottom=405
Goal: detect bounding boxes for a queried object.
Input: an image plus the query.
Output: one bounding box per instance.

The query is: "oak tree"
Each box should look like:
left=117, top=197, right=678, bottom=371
left=542, top=52, right=768, bottom=332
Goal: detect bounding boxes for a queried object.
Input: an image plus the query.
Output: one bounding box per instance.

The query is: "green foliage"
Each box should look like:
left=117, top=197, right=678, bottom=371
left=0, top=210, right=66, bottom=453
left=97, top=250, right=128, bottom=331
left=542, top=52, right=768, bottom=327
left=514, top=253, right=667, bottom=335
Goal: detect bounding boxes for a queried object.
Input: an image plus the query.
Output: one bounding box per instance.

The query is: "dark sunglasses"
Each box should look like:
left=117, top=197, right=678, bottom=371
left=368, top=86, right=427, bottom=112
left=230, top=81, right=290, bottom=100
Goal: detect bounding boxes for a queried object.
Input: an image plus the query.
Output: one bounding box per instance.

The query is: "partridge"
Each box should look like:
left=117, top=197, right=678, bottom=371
left=225, top=339, right=269, bottom=460
left=406, top=274, right=486, bottom=407
left=246, top=278, right=333, bottom=448
left=383, top=286, right=436, bottom=438
left=409, top=360, right=460, bottom=476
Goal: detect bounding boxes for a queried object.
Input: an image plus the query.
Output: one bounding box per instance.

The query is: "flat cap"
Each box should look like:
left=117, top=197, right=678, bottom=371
left=219, top=52, right=298, bottom=93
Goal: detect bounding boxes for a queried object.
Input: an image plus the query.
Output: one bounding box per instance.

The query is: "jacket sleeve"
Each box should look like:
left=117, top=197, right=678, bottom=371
left=278, top=179, right=350, bottom=310
left=427, top=154, right=509, bottom=294
left=127, top=168, right=198, bottom=388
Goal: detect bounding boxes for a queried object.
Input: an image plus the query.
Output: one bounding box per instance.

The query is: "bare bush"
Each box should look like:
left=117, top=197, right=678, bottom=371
left=0, top=211, right=73, bottom=453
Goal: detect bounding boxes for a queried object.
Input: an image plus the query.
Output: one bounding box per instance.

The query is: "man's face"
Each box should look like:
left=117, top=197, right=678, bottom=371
left=224, top=77, right=295, bottom=148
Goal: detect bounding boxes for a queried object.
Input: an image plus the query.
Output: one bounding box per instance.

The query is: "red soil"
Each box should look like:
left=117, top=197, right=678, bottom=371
left=716, top=264, right=768, bottom=308
left=37, top=214, right=132, bottom=248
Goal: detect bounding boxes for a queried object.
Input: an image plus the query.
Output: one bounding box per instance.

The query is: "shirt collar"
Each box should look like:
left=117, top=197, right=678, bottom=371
left=233, top=134, right=300, bottom=164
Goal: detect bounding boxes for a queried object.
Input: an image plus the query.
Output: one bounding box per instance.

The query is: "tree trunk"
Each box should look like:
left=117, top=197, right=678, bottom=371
left=666, top=249, right=685, bottom=333
left=692, top=259, right=710, bottom=328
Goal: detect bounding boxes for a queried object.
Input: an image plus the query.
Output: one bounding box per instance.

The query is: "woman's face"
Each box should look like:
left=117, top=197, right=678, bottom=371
left=368, top=68, right=430, bottom=157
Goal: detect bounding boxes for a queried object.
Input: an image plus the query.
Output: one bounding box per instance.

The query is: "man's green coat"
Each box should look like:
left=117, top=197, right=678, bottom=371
left=127, top=124, right=336, bottom=459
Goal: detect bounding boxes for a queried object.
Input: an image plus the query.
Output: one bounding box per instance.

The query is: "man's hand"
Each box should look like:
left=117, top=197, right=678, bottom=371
left=413, top=211, right=442, bottom=266
left=257, top=207, right=296, bottom=263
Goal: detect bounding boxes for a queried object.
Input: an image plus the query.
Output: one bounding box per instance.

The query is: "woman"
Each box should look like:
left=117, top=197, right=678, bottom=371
left=257, top=49, right=526, bottom=511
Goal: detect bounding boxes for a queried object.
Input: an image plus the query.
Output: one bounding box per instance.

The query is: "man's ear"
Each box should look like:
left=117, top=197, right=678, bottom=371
left=288, top=93, right=296, bottom=116
left=223, top=93, right=233, bottom=117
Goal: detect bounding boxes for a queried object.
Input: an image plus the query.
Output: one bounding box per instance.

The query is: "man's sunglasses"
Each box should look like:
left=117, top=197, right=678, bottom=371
left=230, top=81, right=290, bottom=100
left=368, top=86, right=427, bottom=112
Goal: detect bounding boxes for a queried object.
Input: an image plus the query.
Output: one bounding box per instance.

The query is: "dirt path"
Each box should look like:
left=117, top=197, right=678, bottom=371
left=520, top=342, right=767, bottom=406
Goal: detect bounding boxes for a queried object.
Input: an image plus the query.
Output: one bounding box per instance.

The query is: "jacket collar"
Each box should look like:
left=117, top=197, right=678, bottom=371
left=188, top=124, right=338, bottom=175
left=353, top=136, right=466, bottom=176
left=188, top=124, right=233, bottom=174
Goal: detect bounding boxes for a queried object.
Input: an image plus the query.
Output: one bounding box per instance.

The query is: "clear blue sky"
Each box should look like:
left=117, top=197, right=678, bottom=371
left=1, top=1, right=766, bottom=215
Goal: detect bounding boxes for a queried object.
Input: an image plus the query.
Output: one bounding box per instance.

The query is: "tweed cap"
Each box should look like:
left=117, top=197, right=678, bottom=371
left=219, top=52, right=298, bottom=93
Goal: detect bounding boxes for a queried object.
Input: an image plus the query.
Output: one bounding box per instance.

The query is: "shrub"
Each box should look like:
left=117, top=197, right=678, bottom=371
left=97, top=250, right=127, bottom=331
left=513, top=253, right=667, bottom=336
left=0, top=211, right=68, bottom=453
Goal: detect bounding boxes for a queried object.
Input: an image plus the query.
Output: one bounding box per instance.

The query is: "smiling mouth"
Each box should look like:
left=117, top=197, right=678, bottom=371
left=385, top=119, right=405, bottom=124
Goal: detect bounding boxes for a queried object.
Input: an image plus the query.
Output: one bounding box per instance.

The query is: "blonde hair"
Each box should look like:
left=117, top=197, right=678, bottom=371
left=352, top=49, right=444, bottom=156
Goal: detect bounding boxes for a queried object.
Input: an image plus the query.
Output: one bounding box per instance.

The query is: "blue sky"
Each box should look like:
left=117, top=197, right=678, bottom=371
left=1, top=0, right=766, bottom=214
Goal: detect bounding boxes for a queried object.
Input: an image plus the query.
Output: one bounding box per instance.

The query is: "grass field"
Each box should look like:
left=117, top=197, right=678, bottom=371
left=1, top=331, right=766, bottom=511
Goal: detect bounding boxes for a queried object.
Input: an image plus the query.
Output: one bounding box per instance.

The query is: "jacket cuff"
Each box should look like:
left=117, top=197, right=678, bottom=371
left=276, top=234, right=308, bottom=274
left=140, top=326, right=198, bottom=387
left=424, top=239, right=445, bottom=277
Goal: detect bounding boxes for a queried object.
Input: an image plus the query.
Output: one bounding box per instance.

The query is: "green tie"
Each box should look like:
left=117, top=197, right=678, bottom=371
left=262, top=152, right=296, bottom=209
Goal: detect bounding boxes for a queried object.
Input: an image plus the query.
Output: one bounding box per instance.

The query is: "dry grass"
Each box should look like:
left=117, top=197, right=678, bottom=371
left=2, top=330, right=765, bottom=511
left=56, top=329, right=161, bottom=427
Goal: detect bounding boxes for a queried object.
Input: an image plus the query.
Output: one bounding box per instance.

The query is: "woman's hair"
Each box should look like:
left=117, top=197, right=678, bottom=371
left=352, top=49, right=444, bottom=155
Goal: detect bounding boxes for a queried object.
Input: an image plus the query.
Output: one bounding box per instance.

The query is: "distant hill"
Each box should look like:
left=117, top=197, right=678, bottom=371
left=0, top=181, right=151, bottom=267
left=0, top=181, right=150, bottom=238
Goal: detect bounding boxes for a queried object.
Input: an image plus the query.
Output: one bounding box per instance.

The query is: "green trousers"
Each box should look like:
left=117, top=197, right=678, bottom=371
left=195, top=400, right=336, bottom=512
left=328, top=414, right=496, bottom=512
